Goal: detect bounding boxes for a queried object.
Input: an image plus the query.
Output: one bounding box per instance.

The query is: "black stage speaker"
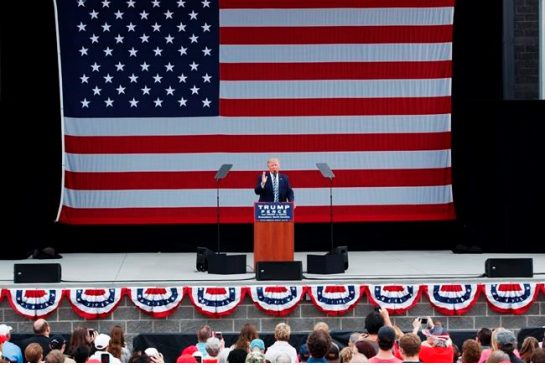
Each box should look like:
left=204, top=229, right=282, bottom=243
left=256, top=261, right=302, bottom=281
left=196, top=247, right=215, bottom=272
left=14, top=263, right=62, bottom=283
left=208, top=254, right=247, bottom=275
left=485, top=258, right=533, bottom=278
left=332, top=246, right=349, bottom=270
left=307, top=254, right=345, bottom=274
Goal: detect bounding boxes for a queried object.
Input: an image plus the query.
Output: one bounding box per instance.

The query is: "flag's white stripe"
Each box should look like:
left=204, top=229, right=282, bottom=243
left=64, top=185, right=453, bottom=208
left=64, top=115, right=451, bottom=136
left=219, top=8, right=454, bottom=27
left=220, top=44, right=452, bottom=63
left=65, top=150, right=451, bottom=172
left=220, top=79, right=451, bottom=99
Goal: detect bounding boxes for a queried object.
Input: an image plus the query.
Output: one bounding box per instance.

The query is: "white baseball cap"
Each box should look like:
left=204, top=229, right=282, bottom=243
left=0, top=324, right=13, bottom=335
left=145, top=347, right=159, bottom=357
left=94, top=333, right=111, bottom=350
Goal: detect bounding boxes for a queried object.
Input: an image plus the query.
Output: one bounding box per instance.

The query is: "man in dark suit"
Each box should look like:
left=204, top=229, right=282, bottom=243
left=255, top=158, right=294, bottom=202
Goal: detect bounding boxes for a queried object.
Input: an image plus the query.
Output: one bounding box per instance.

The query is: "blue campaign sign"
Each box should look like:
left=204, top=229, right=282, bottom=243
left=254, top=202, right=294, bottom=222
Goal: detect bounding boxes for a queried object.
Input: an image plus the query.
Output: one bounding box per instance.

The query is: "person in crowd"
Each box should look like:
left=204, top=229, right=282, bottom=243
left=530, top=348, right=545, bottom=362
left=227, top=348, right=249, bottom=363
left=265, top=322, right=298, bottom=363
left=476, top=328, right=492, bottom=363
left=246, top=350, right=267, bottom=363
left=250, top=339, right=266, bottom=354
left=300, top=322, right=341, bottom=361
left=461, top=339, right=482, bottom=363
left=45, top=349, right=65, bottom=363
left=348, top=332, right=361, bottom=350
left=485, top=350, right=510, bottom=363
left=412, top=317, right=453, bottom=363
left=519, top=336, right=539, bottom=362
left=177, top=345, right=201, bottom=363
left=306, top=330, right=332, bottom=363
left=88, top=333, right=121, bottom=363
left=233, top=323, right=259, bottom=352
left=203, top=337, right=222, bottom=363
left=368, top=326, right=402, bottom=363
left=361, top=310, right=386, bottom=353
left=355, top=339, right=376, bottom=360
left=144, top=347, right=165, bottom=363
left=274, top=352, right=294, bottom=363
left=0, top=324, right=23, bottom=363
left=24, top=343, right=44, bottom=363
left=21, top=319, right=52, bottom=360
left=109, top=325, right=131, bottom=363
left=326, top=343, right=340, bottom=362
left=73, top=345, right=91, bottom=363
left=495, top=329, right=523, bottom=363
left=339, top=346, right=353, bottom=363
left=196, top=325, right=213, bottom=356
left=398, top=333, right=421, bottom=363
left=66, top=327, right=94, bottom=359
left=50, top=334, right=76, bottom=363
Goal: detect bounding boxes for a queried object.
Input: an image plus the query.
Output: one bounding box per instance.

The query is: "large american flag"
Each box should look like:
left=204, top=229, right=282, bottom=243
left=55, top=0, right=455, bottom=224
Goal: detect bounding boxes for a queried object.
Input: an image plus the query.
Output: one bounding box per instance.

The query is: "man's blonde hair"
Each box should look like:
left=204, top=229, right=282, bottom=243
left=275, top=322, right=291, bottom=341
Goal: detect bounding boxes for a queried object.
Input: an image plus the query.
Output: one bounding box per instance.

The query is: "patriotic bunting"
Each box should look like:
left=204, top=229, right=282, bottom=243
left=366, top=285, right=422, bottom=314
left=426, top=284, right=480, bottom=315
left=188, top=287, right=246, bottom=318
left=67, top=288, right=125, bottom=319
left=308, top=285, right=362, bottom=316
left=129, top=287, right=184, bottom=318
left=4, top=289, right=63, bottom=319
left=484, top=283, right=541, bottom=314
left=249, top=286, right=306, bottom=316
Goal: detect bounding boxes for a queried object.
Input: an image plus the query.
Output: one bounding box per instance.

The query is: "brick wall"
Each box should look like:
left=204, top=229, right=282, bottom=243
left=3, top=295, right=544, bottom=345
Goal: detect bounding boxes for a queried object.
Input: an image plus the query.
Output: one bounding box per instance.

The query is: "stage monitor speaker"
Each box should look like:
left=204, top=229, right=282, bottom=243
left=331, top=246, right=349, bottom=270
left=307, top=254, right=345, bottom=274
left=196, top=247, right=215, bottom=272
left=14, top=263, right=62, bottom=283
left=256, top=261, right=302, bottom=281
left=208, top=254, right=247, bottom=275
left=485, top=258, right=533, bottom=278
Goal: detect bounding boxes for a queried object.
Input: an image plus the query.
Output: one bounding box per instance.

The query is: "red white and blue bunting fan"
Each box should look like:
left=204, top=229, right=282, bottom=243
left=367, top=285, right=422, bottom=314
left=67, top=288, right=125, bottom=319
left=426, top=284, right=480, bottom=315
left=189, top=287, right=246, bottom=318
left=5, top=289, right=63, bottom=319
left=249, top=286, right=306, bottom=316
left=484, top=283, right=541, bottom=314
left=129, top=287, right=184, bottom=318
left=308, top=285, right=362, bottom=316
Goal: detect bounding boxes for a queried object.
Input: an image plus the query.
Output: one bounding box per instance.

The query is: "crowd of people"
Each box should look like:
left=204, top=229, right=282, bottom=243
left=0, top=308, right=544, bottom=363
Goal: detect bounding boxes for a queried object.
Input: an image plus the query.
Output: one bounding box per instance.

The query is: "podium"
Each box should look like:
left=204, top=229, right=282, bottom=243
left=253, top=202, right=294, bottom=268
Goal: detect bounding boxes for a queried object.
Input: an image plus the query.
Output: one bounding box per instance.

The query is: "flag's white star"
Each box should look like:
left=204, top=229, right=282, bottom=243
left=115, top=34, right=124, bottom=43
left=128, top=47, right=138, bottom=56
left=114, top=10, right=124, bottom=19
left=201, top=23, right=211, bottom=32
left=80, top=74, right=89, bottom=83
left=189, top=34, right=198, bottom=43
left=177, top=22, right=186, bottom=32
left=91, top=62, right=101, bottom=72
left=141, top=85, right=151, bottom=95
left=153, top=47, right=163, bottom=56
left=90, top=34, right=99, bottom=43
left=77, top=0, right=86, bottom=7
left=128, top=73, right=139, bottom=82
left=178, top=73, right=187, bottom=83
left=79, top=46, right=88, bottom=56
left=129, top=98, right=139, bottom=107
left=152, top=22, right=161, bottom=32
left=176, top=0, right=185, bottom=7
left=202, top=47, right=211, bottom=56
left=152, top=0, right=160, bottom=7
left=165, top=63, right=174, bottom=71
left=103, top=47, right=113, bottom=56
left=202, top=73, right=212, bottom=82
left=90, top=10, right=99, bottom=19
left=103, top=74, right=113, bottom=83
left=101, top=0, right=110, bottom=7
left=165, top=34, right=174, bottom=43
left=77, top=22, right=87, bottom=31
left=153, top=74, right=163, bottom=83
left=178, top=46, right=187, bottom=55
left=105, top=97, right=114, bottom=107
left=164, top=10, right=173, bottom=19
left=116, top=85, right=126, bottom=94
left=140, top=33, right=150, bottom=43
left=165, top=86, right=175, bottom=95
left=139, top=10, right=149, bottom=19
left=202, top=98, right=211, bottom=107
left=153, top=98, right=163, bottom=107
left=115, top=62, right=125, bottom=71
left=190, top=85, right=200, bottom=94
left=81, top=98, right=90, bottom=108
left=140, top=62, right=150, bottom=71
left=188, top=10, right=198, bottom=20
left=126, top=22, right=136, bottom=31
left=101, top=22, right=111, bottom=31
left=178, top=97, right=187, bottom=106
left=202, top=0, right=210, bottom=7
left=126, top=0, right=135, bottom=8
left=92, top=86, right=102, bottom=95
left=189, top=61, right=198, bottom=71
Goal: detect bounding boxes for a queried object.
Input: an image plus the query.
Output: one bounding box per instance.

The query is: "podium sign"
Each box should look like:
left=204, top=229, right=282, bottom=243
left=254, top=202, right=294, bottom=222
left=253, top=202, right=294, bottom=268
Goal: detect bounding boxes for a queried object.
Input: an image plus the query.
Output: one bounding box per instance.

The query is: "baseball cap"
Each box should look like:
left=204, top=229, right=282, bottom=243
left=250, top=338, right=265, bottom=351
left=145, top=347, right=160, bottom=357
left=496, top=330, right=516, bottom=348
left=0, top=324, right=13, bottom=336
left=50, top=335, right=67, bottom=350
left=94, top=333, right=111, bottom=350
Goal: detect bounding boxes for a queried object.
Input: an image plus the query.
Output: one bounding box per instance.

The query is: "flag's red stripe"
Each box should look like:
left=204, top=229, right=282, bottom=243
left=220, top=61, right=452, bottom=81
left=65, top=132, right=451, bottom=154
left=220, top=25, right=452, bottom=45
left=220, top=0, right=455, bottom=9
left=65, top=168, right=452, bottom=190
left=220, top=97, right=451, bottom=117
left=60, top=203, right=456, bottom=224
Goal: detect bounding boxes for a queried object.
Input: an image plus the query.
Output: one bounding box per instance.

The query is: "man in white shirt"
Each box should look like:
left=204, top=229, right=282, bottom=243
left=265, top=322, right=298, bottom=363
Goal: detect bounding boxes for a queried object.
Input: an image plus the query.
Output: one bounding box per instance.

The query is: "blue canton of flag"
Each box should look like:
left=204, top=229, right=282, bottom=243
left=56, top=0, right=219, bottom=117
